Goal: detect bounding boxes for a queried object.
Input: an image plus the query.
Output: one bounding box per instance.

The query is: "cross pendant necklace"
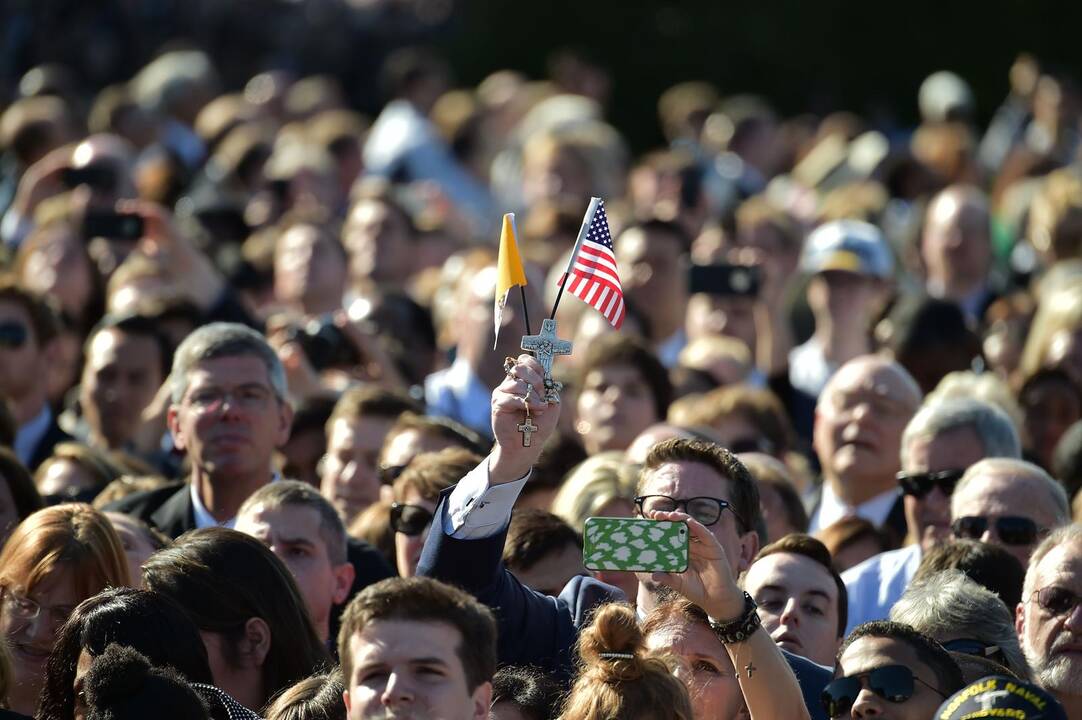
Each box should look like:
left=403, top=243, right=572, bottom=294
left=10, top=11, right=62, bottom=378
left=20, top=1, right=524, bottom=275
left=518, top=415, right=538, bottom=447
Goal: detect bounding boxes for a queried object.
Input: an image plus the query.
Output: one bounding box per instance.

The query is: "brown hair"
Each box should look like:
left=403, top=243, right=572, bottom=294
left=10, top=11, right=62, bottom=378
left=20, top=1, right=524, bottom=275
left=674, top=385, right=793, bottom=455
left=560, top=603, right=692, bottom=720
left=92, top=476, right=175, bottom=509
left=337, top=577, right=496, bottom=692
left=503, top=509, right=582, bottom=573
left=0, top=277, right=60, bottom=347
left=263, top=670, right=345, bottom=720
left=751, top=533, right=848, bottom=637
left=392, top=447, right=482, bottom=503
left=641, top=438, right=761, bottom=534
left=382, top=412, right=488, bottom=459
left=347, top=500, right=396, bottom=569
left=35, top=443, right=127, bottom=496
left=324, top=386, right=421, bottom=437
left=238, top=480, right=349, bottom=565
left=735, top=196, right=801, bottom=253
left=0, top=504, right=130, bottom=598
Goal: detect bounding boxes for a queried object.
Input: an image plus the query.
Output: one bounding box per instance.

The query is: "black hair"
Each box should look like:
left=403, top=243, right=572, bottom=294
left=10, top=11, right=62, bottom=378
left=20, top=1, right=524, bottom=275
left=83, top=644, right=209, bottom=720
left=911, top=539, right=1026, bottom=610
left=88, top=313, right=174, bottom=380
left=837, top=621, right=964, bottom=697
left=39, top=587, right=213, bottom=720
left=491, top=666, right=561, bottom=720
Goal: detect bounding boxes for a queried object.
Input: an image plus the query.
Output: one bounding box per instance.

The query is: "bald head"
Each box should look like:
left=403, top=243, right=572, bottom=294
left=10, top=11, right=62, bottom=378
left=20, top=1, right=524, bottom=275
left=814, top=355, right=923, bottom=503
left=922, top=185, right=992, bottom=300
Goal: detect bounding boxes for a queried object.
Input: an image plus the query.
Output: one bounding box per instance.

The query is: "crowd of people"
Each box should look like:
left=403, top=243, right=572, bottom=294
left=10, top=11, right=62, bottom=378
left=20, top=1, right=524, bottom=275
left=0, top=32, right=1081, bottom=720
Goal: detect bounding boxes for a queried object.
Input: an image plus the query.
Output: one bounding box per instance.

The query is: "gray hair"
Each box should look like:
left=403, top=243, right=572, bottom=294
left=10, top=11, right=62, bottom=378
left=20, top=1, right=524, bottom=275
left=237, top=480, right=348, bottom=565
left=952, top=458, right=1070, bottom=526
left=170, top=322, right=287, bottom=403
left=890, top=569, right=1030, bottom=680
left=1022, top=523, right=1082, bottom=603
left=901, top=398, right=1021, bottom=467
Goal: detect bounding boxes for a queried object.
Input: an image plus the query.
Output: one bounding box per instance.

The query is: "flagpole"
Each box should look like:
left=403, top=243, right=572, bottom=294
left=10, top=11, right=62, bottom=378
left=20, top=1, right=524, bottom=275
left=509, top=213, right=533, bottom=336
left=549, top=196, right=601, bottom=320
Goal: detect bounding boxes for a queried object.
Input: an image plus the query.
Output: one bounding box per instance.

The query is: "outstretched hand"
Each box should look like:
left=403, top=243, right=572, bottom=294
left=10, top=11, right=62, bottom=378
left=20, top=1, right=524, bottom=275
left=645, top=509, right=746, bottom=621
left=488, top=353, right=560, bottom=484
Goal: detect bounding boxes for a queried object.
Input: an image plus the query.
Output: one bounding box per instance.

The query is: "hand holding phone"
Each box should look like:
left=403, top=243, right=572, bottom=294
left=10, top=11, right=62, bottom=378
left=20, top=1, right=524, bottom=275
left=583, top=518, right=689, bottom=573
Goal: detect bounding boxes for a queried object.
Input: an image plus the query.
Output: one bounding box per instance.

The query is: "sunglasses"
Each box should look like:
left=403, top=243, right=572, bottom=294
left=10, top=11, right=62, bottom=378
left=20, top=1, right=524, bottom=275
left=951, top=515, right=1042, bottom=546
left=821, top=664, right=944, bottom=718
left=897, top=469, right=964, bottom=499
left=0, top=322, right=28, bottom=349
left=390, top=503, right=433, bottom=536
left=1031, top=586, right=1082, bottom=617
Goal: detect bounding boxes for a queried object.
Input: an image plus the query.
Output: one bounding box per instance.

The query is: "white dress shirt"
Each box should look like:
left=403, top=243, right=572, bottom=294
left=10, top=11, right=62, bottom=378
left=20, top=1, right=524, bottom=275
left=840, top=543, right=922, bottom=635
left=808, top=482, right=901, bottom=534
left=190, top=474, right=280, bottom=530
left=441, top=460, right=529, bottom=539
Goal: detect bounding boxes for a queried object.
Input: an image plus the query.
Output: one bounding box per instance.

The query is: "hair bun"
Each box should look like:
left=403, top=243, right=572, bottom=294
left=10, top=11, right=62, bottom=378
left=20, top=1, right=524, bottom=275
left=577, top=603, right=646, bottom=682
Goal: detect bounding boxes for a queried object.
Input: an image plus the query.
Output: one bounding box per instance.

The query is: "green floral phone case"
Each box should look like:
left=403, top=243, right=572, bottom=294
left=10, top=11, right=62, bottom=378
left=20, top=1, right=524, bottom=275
left=582, top=518, right=689, bottom=573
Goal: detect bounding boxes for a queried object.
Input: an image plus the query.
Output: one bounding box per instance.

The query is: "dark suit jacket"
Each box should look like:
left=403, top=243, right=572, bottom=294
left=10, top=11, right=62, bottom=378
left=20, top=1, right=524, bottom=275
left=27, top=414, right=73, bottom=471
left=417, top=487, right=834, bottom=718
left=103, top=483, right=194, bottom=538
left=804, top=484, right=908, bottom=546
left=0, top=709, right=31, bottom=720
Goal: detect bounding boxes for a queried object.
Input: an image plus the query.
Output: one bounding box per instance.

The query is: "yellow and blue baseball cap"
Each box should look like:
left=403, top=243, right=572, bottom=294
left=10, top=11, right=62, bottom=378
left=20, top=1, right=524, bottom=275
left=801, top=219, right=893, bottom=279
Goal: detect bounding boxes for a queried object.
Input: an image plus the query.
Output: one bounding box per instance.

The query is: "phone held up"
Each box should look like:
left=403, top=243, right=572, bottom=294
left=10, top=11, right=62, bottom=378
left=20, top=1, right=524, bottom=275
left=82, top=209, right=145, bottom=241
left=687, top=262, right=761, bottom=298
left=583, top=517, right=689, bottom=573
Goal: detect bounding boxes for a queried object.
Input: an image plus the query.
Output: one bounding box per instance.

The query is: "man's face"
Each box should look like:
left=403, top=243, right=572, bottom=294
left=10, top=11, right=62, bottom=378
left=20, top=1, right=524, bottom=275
left=235, top=503, right=352, bottom=639
left=343, top=200, right=412, bottom=285
left=685, top=293, right=757, bottom=351
left=80, top=328, right=163, bottom=448
left=344, top=619, right=490, bottom=720
left=167, top=355, right=292, bottom=482
left=807, top=271, right=884, bottom=327
left=320, top=417, right=394, bottom=522
left=510, top=542, right=586, bottom=597
left=0, top=300, right=42, bottom=403
left=615, top=226, right=686, bottom=336
left=1018, top=540, right=1082, bottom=698
left=921, top=192, right=991, bottom=291
left=575, top=364, right=659, bottom=454
left=639, top=461, right=758, bottom=585
left=813, top=361, right=918, bottom=493
left=742, top=552, right=840, bottom=667
left=832, top=636, right=947, bottom=719
left=273, top=224, right=346, bottom=310
left=901, top=426, right=985, bottom=553
left=951, top=471, right=1062, bottom=568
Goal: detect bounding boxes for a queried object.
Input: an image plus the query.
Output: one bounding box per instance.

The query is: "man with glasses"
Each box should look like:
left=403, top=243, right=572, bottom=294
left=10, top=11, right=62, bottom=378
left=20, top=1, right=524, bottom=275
left=106, top=322, right=294, bottom=536
left=950, top=458, right=1069, bottom=568
left=0, top=281, right=70, bottom=471
left=807, top=355, right=922, bottom=540
left=1017, top=524, right=1082, bottom=717
left=824, top=620, right=964, bottom=719
left=841, top=398, right=1020, bottom=633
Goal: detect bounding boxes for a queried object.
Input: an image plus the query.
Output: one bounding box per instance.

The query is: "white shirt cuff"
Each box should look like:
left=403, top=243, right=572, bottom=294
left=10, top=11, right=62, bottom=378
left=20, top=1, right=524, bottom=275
left=443, top=459, right=530, bottom=539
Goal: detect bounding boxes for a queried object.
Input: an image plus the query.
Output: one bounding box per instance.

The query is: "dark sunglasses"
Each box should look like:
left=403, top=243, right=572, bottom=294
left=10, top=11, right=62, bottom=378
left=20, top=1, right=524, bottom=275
left=0, top=322, right=28, bottom=349
left=897, top=469, right=964, bottom=499
left=389, top=503, right=433, bottom=536
left=43, top=487, right=101, bottom=507
left=821, top=664, right=944, bottom=718
left=952, top=515, right=1042, bottom=546
left=1032, top=586, right=1082, bottom=617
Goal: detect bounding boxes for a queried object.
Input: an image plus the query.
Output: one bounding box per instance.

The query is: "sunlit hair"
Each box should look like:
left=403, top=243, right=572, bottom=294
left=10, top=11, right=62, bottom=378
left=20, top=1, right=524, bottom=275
left=0, top=504, right=129, bottom=599
left=559, top=603, right=692, bottom=720
left=551, top=453, right=638, bottom=532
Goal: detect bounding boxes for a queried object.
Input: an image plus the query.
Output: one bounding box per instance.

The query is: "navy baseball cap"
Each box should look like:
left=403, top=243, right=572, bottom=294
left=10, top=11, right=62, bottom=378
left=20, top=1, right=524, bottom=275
left=936, top=675, right=1066, bottom=720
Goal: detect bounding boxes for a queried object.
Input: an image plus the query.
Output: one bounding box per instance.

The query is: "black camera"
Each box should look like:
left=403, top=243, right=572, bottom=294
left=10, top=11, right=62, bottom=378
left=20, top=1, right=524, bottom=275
left=285, top=317, right=361, bottom=371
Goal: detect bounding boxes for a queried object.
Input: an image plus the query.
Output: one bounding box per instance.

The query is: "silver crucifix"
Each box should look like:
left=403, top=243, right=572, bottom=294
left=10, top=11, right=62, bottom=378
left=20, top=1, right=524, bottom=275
left=521, top=318, right=572, bottom=403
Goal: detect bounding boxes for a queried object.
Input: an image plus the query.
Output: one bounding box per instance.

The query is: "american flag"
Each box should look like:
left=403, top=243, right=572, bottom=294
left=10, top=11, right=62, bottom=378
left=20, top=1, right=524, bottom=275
left=559, top=200, right=625, bottom=328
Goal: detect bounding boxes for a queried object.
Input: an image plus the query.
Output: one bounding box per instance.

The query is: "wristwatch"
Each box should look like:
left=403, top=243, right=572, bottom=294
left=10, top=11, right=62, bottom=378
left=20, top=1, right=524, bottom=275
left=708, top=592, right=762, bottom=644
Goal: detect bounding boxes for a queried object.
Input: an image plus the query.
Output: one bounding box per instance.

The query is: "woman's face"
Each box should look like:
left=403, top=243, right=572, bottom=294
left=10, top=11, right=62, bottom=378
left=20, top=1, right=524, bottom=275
left=1, top=567, right=80, bottom=715
left=575, top=364, right=659, bottom=454
left=645, top=618, right=747, bottom=720
left=394, top=488, right=438, bottom=578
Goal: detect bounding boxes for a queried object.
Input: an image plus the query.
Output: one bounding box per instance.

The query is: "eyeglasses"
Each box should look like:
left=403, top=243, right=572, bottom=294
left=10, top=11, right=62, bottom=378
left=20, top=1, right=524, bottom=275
left=0, top=321, right=28, bottom=349
left=942, top=638, right=1008, bottom=666
left=634, top=495, right=746, bottom=528
left=378, top=464, right=408, bottom=486
left=185, top=385, right=275, bottom=412
left=951, top=515, right=1043, bottom=546
left=390, top=503, right=434, bottom=536
left=897, top=469, right=964, bottom=499
left=1031, top=586, right=1082, bottom=617
left=821, top=664, right=945, bottom=718
left=1, top=587, right=76, bottom=631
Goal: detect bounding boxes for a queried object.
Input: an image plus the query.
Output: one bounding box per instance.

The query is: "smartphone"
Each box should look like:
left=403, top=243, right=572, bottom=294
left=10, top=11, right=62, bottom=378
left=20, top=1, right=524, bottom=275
left=583, top=517, right=689, bottom=573
left=83, top=210, right=145, bottom=241
left=61, top=165, right=117, bottom=191
left=688, top=263, right=761, bottom=297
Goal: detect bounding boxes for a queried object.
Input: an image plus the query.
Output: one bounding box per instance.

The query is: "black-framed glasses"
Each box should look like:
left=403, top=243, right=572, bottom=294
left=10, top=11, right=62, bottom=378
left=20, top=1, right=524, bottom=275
left=897, top=469, right=964, bottom=499
left=942, top=638, right=1007, bottom=666
left=952, top=515, right=1043, bottom=546
left=821, top=664, right=945, bottom=718
left=389, top=503, right=433, bottom=536
left=634, top=494, right=745, bottom=528
left=378, top=464, right=408, bottom=486
left=1031, top=586, right=1082, bottom=617
left=0, top=321, right=28, bottom=349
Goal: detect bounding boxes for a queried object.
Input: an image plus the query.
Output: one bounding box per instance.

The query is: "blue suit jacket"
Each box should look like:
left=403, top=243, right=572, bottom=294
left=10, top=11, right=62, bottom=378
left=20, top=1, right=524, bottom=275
left=417, top=487, right=832, bottom=718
